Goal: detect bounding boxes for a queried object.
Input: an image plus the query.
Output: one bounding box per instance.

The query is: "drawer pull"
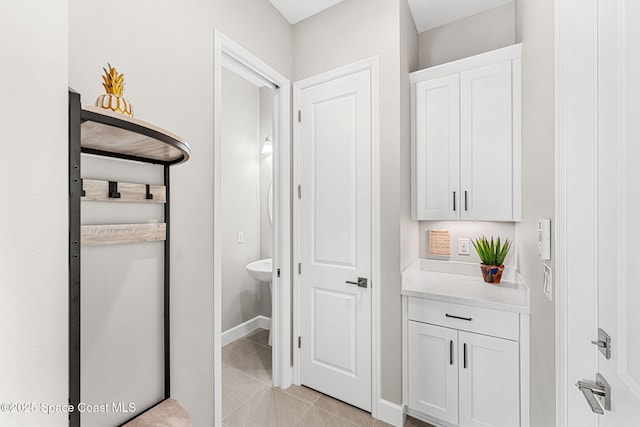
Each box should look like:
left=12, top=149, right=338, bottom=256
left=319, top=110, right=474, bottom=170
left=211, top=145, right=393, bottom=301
left=449, top=340, right=454, bottom=365
left=463, top=343, right=468, bottom=368
left=446, top=313, right=473, bottom=322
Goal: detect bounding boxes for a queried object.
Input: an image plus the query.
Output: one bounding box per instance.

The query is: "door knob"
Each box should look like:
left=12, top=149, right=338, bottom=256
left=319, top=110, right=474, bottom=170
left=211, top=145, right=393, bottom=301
left=345, top=277, right=368, bottom=288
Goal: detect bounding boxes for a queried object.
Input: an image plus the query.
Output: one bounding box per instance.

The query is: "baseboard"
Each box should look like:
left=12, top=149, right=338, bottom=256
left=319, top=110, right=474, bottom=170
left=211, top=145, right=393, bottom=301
left=222, top=315, right=271, bottom=346
left=376, top=399, right=404, bottom=427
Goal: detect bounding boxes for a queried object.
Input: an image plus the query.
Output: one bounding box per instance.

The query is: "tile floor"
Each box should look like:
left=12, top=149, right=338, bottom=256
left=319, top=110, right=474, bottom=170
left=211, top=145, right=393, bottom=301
left=222, top=328, right=434, bottom=427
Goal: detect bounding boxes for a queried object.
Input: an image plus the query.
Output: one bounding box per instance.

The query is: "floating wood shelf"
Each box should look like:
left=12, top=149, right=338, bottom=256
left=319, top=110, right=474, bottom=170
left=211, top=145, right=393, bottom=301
left=81, top=105, right=191, bottom=165
left=82, top=179, right=166, bottom=203
left=81, top=223, right=166, bottom=246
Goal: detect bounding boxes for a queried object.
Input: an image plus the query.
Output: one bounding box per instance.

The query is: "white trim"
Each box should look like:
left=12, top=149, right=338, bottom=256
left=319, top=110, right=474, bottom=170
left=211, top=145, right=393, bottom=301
left=376, top=399, right=404, bottom=427
left=409, top=44, right=522, bottom=83
left=221, top=315, right=271, bottom=347
left=292, top=56, right=381, bottom=417
left=213, top=29, right=292, bottom=427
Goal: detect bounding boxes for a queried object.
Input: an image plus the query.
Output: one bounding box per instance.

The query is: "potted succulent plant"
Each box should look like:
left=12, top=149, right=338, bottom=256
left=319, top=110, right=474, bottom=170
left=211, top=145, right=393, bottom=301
left=472, top=236, right=511, bottom=284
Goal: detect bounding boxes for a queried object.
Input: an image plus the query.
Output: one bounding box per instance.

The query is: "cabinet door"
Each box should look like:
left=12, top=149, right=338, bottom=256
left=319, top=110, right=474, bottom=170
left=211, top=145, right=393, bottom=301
left=458, top=331, right=519, bottom=427
left=460, top=61, right=513, bottom=221
left=408, top=321, right=458, bottom=425
left=413, top=74, right=460, bottom=220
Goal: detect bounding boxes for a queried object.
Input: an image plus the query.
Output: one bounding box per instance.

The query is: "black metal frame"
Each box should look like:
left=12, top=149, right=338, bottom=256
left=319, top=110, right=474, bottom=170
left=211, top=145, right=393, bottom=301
left=69, top=90, right=174, bottom=426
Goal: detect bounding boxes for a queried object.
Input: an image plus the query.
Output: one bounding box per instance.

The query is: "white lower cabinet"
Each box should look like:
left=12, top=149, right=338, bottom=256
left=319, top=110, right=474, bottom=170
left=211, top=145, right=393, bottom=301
left=408, top=322, right=459, bottom=425
left=406, top=299, right=522, bottom=427
left=458, top=331, right=519, bottom=427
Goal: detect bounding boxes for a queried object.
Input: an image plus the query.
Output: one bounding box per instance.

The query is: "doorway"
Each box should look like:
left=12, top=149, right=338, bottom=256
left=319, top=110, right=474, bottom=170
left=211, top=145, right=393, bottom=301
left=213, top=30, right=291, bottom=427
left=292, top=58, right=381, bottom=415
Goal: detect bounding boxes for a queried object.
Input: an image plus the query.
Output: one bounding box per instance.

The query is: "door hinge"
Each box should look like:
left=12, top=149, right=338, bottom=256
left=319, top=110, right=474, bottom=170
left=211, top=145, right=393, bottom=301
left=277, top=268, right=281, bottom=278
left=297, top=185, right=301, bottom=199
left=298, top=336, right=301, bottom=348
left=298, top=263, right=301, bottom=274
left=298, top=110, right=302, bottom=122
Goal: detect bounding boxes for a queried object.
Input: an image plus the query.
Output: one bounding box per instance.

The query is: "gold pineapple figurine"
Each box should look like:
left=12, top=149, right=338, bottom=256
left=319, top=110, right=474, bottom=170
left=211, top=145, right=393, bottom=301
left=95, top=63, right=134, bottom=116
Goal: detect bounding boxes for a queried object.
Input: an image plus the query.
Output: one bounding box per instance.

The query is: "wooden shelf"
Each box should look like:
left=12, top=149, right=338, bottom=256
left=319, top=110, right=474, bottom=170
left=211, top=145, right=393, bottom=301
left=82, top=179, right=166, bottom=203
left=81, top=105, right=190, bottom=165
left=81, top=223, right=166, bottom=246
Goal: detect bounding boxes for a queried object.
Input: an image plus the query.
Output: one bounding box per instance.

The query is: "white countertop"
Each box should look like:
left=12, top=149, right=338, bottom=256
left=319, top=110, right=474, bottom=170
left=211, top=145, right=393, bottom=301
left=402, top=259, right=530, bottom=314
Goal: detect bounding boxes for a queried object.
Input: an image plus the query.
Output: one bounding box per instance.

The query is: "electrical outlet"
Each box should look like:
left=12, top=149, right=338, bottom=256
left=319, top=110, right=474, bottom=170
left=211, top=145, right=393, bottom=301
left=543, top=264, right=552, bottom=301
left=237, top=231, right=244, bottom=244
left=458, top=238, right=470, bottom=255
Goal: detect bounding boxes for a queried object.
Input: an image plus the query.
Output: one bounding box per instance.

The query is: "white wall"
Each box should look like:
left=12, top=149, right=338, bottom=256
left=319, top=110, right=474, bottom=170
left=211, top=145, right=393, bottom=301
left=418, top=2, right=516, bottom=69
left=0, top=1, right=68, bottom=426
left=515, top=0, right=556, bottom=425
left=221, top=68, right=262, bottom=332
left=293, top=0, right=404, bottom=403
left=69, top=1, right=292, bottom=424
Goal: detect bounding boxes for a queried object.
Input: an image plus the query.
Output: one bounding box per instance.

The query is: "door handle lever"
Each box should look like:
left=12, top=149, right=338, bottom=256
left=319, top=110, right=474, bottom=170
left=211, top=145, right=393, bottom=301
left=345, top=277, right=368, bottom=288
left=576, top=373, right=611, bottom=415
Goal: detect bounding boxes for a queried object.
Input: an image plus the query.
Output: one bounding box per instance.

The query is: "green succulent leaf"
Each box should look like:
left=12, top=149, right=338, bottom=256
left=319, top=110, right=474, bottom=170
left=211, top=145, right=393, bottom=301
left=472, top=235, right=511, bottom=266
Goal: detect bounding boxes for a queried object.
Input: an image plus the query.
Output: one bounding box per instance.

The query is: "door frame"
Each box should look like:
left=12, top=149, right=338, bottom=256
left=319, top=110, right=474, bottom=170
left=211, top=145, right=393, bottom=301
left=555, top=0, right=601, bottom=425
left=292, top=57, right=381, bottom=417
left=213, top=29, right=292, bottom=426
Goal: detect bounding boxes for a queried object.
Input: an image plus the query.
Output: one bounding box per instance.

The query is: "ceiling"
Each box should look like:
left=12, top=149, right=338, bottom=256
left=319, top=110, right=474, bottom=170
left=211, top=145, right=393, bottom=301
left=268, top=0, right=513, bottom=32
left=267, top=0, right=345, bottom=24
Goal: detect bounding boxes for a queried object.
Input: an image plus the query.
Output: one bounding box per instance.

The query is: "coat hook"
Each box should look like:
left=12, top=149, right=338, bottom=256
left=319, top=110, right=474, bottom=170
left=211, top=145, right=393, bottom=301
left=146, top=184, right=154, bottom=200
left=108, top=181, right=121, bottom=199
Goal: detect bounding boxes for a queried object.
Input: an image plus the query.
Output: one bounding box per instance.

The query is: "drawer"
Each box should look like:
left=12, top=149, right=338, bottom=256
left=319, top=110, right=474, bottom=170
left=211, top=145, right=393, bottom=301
left=407, top=297, right=519, bottom=341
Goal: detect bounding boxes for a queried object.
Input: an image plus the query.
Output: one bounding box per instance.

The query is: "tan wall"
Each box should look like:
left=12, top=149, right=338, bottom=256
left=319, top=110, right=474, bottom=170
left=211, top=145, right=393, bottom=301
left=221, top=68, right=262, bottom=332
left=515, top=0, right=556, bottom=425
left=0, top=1, right=69, bottom=426
left=418, top=2, right=515, bottom=69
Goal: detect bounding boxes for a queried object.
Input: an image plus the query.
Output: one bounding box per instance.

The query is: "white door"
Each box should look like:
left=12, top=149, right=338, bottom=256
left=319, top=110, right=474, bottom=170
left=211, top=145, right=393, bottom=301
left=594, top=0, right=640, bottom=425
left=298, top=68, right=372, bottom=411
left=460, top=61, right=513, bottom=221
left=408, top=321, right=458, bottom=425
left=561, top=1, right=640, bottom=425
left=458, top=331, right=519, bottom=427
left=413, top=74, right=460, bottom=220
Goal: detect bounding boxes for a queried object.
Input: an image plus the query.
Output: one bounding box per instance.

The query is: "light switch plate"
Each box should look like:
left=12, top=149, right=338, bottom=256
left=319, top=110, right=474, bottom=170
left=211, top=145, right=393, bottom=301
left=538, top=218, right=551, bottom=260
left=237, top=231, right=245, bottom=244
left=458, top=238, right=470, bottom=255
left=543, top=264, right=552, bottom=301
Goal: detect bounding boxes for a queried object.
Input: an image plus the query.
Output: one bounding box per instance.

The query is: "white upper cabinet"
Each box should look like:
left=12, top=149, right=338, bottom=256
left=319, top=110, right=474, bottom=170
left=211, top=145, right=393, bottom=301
left=411, top=45, right=522, bottom=221
left=414, top=74, right=460, bottom=220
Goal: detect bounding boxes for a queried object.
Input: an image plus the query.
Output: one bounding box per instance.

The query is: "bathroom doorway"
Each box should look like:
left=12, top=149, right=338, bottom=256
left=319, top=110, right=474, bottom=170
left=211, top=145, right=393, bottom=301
left=213, top=31, right=292, bottom=426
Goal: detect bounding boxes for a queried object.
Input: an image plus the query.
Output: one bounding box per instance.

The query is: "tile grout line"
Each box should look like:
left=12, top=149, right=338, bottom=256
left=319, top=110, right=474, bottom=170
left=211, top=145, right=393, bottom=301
left=222, top=383, right=271, bottom=424
left=312, top=398, right=375, bottom=427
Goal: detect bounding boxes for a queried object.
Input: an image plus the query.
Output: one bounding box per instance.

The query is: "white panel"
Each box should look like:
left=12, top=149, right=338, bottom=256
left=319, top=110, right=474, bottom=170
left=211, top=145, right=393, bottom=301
left=459, top=331, right=519, bottom=427
left=81, top=244, right=164, bottom=427
left=312, top=94, right=356, bottom=267
left=312, top=288, right=356, bottom=374
left=460, top=61, right=513, bottom=221
left=414, top=74, right=460, bottom=220
left=408, top=321, right=458, bottom=425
